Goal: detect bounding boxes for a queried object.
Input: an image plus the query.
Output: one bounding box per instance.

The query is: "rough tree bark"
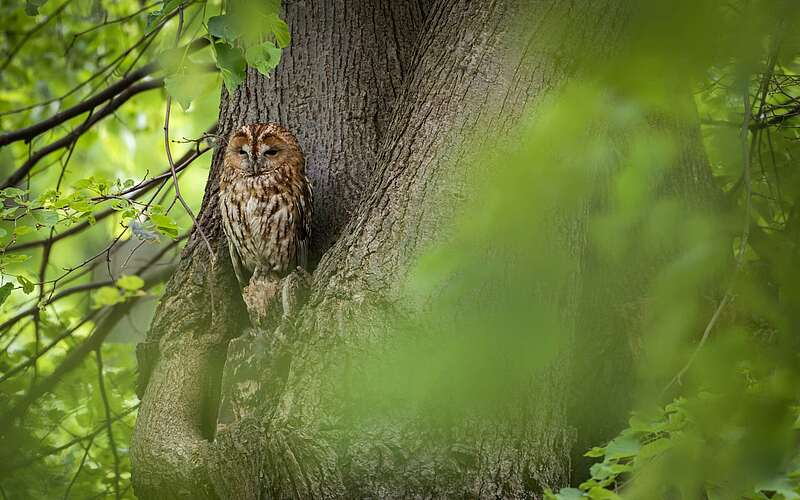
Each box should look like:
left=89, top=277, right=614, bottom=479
left=131, top=1, right=717, bottom=498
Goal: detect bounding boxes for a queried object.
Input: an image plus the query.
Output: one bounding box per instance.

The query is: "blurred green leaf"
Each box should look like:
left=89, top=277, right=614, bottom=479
left=116, top=275, right=144, bottom=291
left=0, top=282, right=14, bottom=307
left=24, top=0, right=48, bottom=16
left=213, top=41, right=246, bottom=92
left=32, top=209, right=58, bottom=227
left=208, top=14, right=239, bottom=44
left=16, top=275, right=34, bottom=294
left=93, top=286, right=123, bottom=308
left=245, top=41, right=281, bottom=76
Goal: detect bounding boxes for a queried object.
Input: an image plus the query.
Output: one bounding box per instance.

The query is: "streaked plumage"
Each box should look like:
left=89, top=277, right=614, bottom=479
left=219, top=123, right=312, bottom=287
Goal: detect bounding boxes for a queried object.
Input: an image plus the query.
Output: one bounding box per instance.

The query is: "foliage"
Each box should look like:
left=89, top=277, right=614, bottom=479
left=547, top=394, right=800, bottom=500
left=0, top=0, right=288, bottom=498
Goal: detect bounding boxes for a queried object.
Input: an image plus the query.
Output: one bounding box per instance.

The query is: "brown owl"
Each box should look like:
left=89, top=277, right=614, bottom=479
left=219, top=123, right=312, bottom=288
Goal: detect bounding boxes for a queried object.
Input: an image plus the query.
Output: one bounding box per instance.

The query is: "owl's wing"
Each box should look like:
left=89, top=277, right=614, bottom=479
left=296, top=236, right=309, bottom=271
left=295, top=179, right=312, bottom=271
left=228, top=240, right=252, bottom=288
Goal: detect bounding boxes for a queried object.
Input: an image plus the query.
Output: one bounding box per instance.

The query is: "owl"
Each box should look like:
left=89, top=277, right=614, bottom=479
left=219, top=123, right=312, bottom=288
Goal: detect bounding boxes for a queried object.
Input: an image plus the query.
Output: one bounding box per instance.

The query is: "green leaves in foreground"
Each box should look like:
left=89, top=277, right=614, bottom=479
left=156, top=1, right=290, bottom=104
left=547, top=395, right=800, bottom=500
left=205, top=3, right=290, bottom=91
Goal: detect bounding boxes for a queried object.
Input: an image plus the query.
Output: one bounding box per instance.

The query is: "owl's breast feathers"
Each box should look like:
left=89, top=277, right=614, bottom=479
left=220, top=164, right=312, bottom=287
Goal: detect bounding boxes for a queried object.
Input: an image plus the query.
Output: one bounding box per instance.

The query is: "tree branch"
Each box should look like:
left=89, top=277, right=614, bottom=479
left=6, top=145, right=209, bottom=253
left=2, top=404, right=138, bottom=473
left=0, top=265, right=175, bottom=429
left=1, top=80, right=164, bottom=189
left=0, top=65, right=155, bottom=147
left=0, top=38, right=211, bottom=148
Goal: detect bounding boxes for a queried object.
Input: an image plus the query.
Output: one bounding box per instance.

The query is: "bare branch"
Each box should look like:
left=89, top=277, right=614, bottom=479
left=162, top=7, right=215, bottom=262
left=0, top=64, right=155, bottom=147
left=0, top=233, right=185, bottom=337
left=63, top=434, right=95, bottom=500
left=2, top=80, right=164, bottom=189
left=64, top=1, right=161, bottom=54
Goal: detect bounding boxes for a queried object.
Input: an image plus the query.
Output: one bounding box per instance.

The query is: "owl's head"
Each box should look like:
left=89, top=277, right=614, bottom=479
left=224, top=122, right=303, bottom=177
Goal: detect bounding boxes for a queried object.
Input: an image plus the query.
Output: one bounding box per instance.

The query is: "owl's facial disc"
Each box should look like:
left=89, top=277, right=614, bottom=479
left=252, top=137, right=286, bottom=176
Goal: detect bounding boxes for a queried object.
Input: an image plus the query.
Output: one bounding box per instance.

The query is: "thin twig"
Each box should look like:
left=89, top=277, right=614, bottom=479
left=4, top=404, right=138, bottom=472
left=64, top=1, right=161, bottom=54
left=6, top=145, right=210, bottom=253
left=0, top=266, right=173, bottom=428
left=0, top=66, right=155, bottom=147
left=663, top=77, right=754, bottom=394
left=0, top=5, right=190, bottom=119
left=63, top=434, right=96, bottom=500
left=162, top=7, right=215, bottom=262
left=95, top=348, right=121, bottom=500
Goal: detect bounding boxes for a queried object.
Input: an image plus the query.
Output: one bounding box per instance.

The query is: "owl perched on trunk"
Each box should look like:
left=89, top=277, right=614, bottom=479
left=219, top=123, right=312, bottom=290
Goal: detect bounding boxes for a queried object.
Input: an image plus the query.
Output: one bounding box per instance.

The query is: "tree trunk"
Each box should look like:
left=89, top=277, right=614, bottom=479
left=131, top=1, right=716, bottom=498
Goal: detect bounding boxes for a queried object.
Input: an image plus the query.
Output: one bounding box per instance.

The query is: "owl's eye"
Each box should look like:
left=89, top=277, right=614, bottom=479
left=264, top=149, right=278, bottom=156
left=238, top=149, right=247, bottom=156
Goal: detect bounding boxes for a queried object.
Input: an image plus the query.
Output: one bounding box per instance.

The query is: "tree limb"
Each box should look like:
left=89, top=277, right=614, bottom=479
left=2, top=80, right=164, bottom=189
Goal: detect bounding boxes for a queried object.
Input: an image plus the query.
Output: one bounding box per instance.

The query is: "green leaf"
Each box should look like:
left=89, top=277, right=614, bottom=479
left=636, top=437, right=672, bottom=461
left=145, top=0, right=183, bottom=32
left=32, top=209, right=59, bottom=227
left=24, top=0, right=48, bottom=16
left=1, top=187, right=26, bottom=199
left=150, top=213, right=179, bottom=237
left=551, top=488, right=585, bottom=500
left=213, top=42, right=246, bottom=92
left=93, top=287, right=123, bottom=308
left=165, top=74, right=195, bottom=111
left=584, top=447, right=606, bottom=458
left=0, top=282, right=14, bottom=308
left=756, top=476, right=800, bottom=500
left=72, top=179, right=93, bottom=190
left=271, top=15, right=291, bottom=48
left=604, top=435, right=641, bottom=459
left=208, top=14, right=239, bottom=44
left=589, top=462, right=617, bottom=481
left=16, top=275, right=34, bottom=294
left=150, top=214, right=177, bottom=229
left=2, top=254, right=31, bottom=265
left=116, top=275, right=144, bottom=291
left=586, top=487, right=621, bottom=500
left=14, top=225, right=32, bottom=236
left=245, top=41, right=282, bottom=76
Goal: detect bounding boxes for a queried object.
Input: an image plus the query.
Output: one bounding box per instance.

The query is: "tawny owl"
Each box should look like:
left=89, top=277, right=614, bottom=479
left=219, top=123, right=312, bottom=288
